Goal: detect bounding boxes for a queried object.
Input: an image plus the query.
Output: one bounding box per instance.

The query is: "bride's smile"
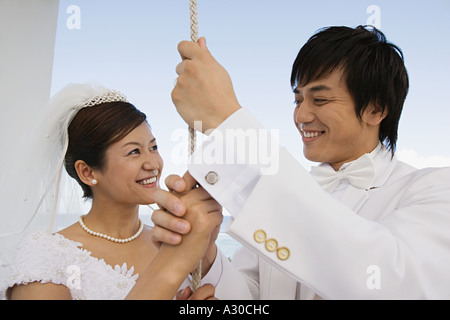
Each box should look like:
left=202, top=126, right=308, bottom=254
left=92, top=122, right=164, bottom=206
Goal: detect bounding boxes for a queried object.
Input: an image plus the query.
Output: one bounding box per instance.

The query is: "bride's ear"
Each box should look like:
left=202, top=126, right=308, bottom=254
left=74, top=160, right=97, bottom=186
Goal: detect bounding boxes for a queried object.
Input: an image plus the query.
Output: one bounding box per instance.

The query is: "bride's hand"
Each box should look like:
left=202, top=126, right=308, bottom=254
left=154, top=171, right=223, bottom=277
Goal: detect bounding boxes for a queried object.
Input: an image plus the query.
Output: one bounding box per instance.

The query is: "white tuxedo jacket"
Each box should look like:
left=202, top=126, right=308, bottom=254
left=190, top=109, right=450, bottom=300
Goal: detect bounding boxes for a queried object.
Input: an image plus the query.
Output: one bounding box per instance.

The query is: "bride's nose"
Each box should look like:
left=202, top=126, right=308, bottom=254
left=143, top=153, right=160, bottom=171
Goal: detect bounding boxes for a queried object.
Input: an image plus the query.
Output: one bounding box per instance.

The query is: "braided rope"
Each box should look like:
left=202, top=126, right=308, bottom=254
left=190, top=0, right=199, bottom=43
left=189, top=0, right=202, bottom=292
left=188, top=0, right=198, bottom=159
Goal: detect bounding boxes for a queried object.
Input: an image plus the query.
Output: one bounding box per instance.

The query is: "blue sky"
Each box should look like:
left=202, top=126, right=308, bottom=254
left=52, top=0, right=450, bottom=177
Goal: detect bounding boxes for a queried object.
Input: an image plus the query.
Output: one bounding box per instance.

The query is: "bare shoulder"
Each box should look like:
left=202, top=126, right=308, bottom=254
left=57, top=222, right=88, bottom=243
left=9, top=282, right=72, bottom=300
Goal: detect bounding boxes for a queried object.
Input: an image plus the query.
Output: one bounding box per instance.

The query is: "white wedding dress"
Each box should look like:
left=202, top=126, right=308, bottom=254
left=1, top=231, right=139, bottom=300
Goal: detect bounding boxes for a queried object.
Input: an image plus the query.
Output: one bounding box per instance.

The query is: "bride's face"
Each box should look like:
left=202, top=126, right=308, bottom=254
left=94, top=122, right=164, bottom=205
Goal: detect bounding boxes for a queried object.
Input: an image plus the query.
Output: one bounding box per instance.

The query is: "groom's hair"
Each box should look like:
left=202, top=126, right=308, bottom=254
left=291, top=25, right=409, bottom=153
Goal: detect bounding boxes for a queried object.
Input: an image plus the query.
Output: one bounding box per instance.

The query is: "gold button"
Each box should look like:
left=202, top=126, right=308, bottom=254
left=265, top=238, right=278, bottom=252
left=253, top=230, right=266, bottom=243
left=277, top=247, right=290, bottom=261
left=205, top=171, right=219, bottom=185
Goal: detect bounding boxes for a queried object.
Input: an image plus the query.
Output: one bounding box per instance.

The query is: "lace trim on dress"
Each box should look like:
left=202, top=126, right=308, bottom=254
left=1, top=231, right=139, bottom=300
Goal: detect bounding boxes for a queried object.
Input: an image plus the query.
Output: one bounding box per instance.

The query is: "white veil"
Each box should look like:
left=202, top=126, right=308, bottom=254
left=0, top=83, right=125, bottom=284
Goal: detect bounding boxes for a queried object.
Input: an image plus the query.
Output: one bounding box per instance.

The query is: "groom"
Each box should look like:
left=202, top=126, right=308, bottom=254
left=153, top=26, right=450, bottom=299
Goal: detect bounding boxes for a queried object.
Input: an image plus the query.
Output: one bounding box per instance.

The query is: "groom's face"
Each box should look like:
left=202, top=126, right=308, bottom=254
left=293, top=68, right=377, bottom=170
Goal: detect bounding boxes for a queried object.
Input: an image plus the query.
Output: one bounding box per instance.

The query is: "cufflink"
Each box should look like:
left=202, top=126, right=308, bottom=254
left=205, top=171, right=219, bottom=185
left=265, top=238, right=278, bottom=252
left=254, top=230, right=266, bottom=244
left=277, top=247, right=290, bottom=261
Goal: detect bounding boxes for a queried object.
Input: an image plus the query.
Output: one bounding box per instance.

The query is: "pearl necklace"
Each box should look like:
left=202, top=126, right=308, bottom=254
left=78, top=215, right=144, bottom=243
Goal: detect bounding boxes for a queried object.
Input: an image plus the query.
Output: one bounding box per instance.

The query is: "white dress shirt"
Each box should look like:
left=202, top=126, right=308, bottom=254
left=189, top=108, right=450, bottom=300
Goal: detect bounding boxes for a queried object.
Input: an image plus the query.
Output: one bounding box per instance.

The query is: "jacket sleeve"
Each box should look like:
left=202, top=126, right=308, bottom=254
left=212, top=248, right=259, bottom=300
left=189, top=108, right=450, bottom=299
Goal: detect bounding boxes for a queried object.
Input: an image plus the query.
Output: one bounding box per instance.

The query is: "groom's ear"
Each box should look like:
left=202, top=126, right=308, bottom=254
left=362, top=103, right=388, bottom=126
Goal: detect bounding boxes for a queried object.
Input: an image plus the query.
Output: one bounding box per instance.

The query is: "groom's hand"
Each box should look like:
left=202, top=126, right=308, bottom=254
left=171, top=37, right=241, bottom=132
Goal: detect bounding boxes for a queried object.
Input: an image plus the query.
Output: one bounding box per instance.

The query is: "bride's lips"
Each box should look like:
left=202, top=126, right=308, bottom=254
left=136, top=176, right=158, bottom=187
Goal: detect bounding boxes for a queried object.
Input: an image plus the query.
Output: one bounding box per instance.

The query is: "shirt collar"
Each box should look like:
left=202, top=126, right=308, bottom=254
left=315, top=142, right=396, bottom=189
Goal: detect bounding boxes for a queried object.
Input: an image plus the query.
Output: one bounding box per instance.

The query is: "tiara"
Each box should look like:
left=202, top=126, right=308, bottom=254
left=75, top=89, right=128, bottom=109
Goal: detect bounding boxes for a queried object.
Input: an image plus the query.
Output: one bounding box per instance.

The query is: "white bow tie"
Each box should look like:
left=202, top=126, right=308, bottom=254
left=310, top=154, right=376, bottom=192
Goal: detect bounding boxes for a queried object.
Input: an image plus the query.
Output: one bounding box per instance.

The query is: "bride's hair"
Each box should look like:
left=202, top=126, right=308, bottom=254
left=64, top=101, right=147, bottom=199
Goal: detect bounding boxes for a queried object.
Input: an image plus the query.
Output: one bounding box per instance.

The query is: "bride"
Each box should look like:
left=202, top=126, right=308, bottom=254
left=1, top=83, right=222, bottom=300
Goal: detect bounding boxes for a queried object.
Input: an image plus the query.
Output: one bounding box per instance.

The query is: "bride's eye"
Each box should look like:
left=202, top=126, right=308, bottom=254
left=128, top=148, right=140, bottom=156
